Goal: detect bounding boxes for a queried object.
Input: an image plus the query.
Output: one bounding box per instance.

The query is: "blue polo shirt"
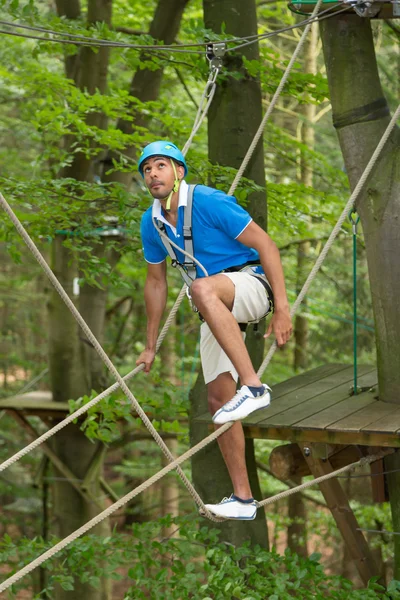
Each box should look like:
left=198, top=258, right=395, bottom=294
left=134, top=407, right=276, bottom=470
left=140, top=184, right=261, bottom=278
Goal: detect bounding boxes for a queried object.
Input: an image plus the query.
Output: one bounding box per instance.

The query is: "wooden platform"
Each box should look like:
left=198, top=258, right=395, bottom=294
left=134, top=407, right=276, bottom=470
left=0, top=391, right=69, bottom=417
left=196, top=364, right=400, bottom=448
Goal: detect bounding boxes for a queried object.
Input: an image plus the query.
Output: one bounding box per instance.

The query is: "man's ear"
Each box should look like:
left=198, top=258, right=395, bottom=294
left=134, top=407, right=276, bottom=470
left=177, top=164, right=185, bottom=180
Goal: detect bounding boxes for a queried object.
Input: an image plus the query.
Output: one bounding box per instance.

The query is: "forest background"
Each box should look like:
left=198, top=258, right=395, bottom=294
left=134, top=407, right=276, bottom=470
left=0, top=0, right=399, bottom=598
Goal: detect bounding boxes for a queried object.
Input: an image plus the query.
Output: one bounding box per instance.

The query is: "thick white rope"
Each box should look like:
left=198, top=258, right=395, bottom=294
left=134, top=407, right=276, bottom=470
left=182, top=70, right=219, bottom=156
left=0, top=193, right=223, bottom=521
left=3, top=12, right=398, bottom=591
left=228, top=0, right=324, bottom=197
left=0, top=423, right=231, bottom=594
left=0, top=287, right=185, bottom=474
left=257, top=102, right=400, bottom=378
left=258, top=450, right=391, bottom=508
left=0, top=445, right=388, bottom=593
left=0, top=70, right=226, bottom=521
left=0, top=70, right=221, bottom=478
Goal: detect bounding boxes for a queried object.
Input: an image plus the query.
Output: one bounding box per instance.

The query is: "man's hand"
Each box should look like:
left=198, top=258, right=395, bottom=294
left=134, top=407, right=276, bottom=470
left=136, top=349, right=156, bottom=373
left=265, top=309, right=292, bottom=347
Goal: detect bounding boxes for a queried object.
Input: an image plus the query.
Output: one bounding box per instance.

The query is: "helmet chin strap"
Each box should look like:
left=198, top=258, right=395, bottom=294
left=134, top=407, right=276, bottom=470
left=164, top=159, right=180, bottom=211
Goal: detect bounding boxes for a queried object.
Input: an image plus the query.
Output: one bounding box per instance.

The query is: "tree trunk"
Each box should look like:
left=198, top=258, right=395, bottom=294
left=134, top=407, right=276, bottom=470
left=49, top=240, right=112, bottom=600
left=79, top=242, right=121, bottom=392
left=189, top=0, right=269, bottom=548
left=320, top=14, right=400, bottom=576
left=49, top=2, right=114, bottom=598
left=101, top=0, right=190, bottom=187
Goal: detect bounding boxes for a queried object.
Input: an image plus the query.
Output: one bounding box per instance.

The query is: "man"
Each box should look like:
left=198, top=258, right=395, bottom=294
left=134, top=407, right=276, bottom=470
left=136, top=140, right=292, bottom=520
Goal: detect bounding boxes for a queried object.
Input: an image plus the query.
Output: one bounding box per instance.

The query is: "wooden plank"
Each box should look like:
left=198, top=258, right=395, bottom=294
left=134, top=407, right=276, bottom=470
left=329, top=400, right=400, bottom=432
left=268, top=363, right=349, bottom=399
left=195, top=364, right=351, bottom=424
left=362, top=407, right=400, bottom=433
left=295, top=394, right=376, bottom=429
left=301, top=444, right=380, bottom=586
left=294, top=370, right=378, bottom=429
left=240, top=424, right=400, bottom=447
left=0, top=391, right=69, bottom=412
left=249, top=365, right=356, bottom=425
left=249, top=366, right=376, bottom=427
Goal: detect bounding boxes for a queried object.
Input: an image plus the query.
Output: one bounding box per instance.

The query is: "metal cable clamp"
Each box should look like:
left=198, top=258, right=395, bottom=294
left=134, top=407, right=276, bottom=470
left=206, top=42, right=226, bottom=88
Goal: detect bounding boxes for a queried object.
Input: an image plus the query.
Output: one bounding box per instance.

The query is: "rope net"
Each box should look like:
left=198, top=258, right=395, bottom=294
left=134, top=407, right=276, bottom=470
left=1, top=0, right=400, bottom=587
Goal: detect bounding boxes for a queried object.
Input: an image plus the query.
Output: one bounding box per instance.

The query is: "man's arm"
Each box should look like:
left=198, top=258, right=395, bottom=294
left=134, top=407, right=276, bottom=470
left=136, top=260, right=168, bottom=372
left=237, top=221, right=292, bottom=346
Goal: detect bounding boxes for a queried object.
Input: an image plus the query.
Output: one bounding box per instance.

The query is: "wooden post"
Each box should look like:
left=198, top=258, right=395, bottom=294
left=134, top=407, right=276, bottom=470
left=299, top=442, right=380, bottom=586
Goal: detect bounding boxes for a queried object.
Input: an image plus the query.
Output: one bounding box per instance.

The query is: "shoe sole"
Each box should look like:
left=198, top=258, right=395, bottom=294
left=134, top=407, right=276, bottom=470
left=213, top=399, right=271, bottom=424
left=200, top=509, right=257, bottom=521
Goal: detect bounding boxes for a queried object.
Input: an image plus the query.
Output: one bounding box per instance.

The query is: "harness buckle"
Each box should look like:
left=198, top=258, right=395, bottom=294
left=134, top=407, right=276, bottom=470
left=185, top=286, right=199, bottom=314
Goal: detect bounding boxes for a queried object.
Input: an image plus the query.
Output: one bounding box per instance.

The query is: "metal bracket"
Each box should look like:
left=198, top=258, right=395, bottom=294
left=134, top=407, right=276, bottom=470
left=394, top=0, right=400, bottom=17
left=206, top=42, right=226, bottom=72
left=342, top=0, right=381, bottom=17
left=354, top=0, right=381, bottom=17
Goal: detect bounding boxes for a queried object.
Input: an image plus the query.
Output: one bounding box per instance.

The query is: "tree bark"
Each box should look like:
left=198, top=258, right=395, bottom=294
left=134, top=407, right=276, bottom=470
left=189, top=0, right=269, bottom=548
left=101, top=0, right=190, bottom=187
left=320, top=13, right=400, bottom=576
left=49, top=2, right=114, bottom=598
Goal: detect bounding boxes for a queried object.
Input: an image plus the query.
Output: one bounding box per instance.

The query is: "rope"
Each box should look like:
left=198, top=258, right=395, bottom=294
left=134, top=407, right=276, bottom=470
left=257, top=102, right=400, bottom=378
left=2, top=10, right=399, bottom=591
left=258, top=451, right=390, bottom=508
left=228, top=0, right=324, bottom=196
left=0, top=67, right=226, bottom=521
left=182, top=68, right=219, bottom=156
left=0, top=423, right=231, bottom=594
left=0, top=61, right=222, bottom=477
left=0, top=446, right=388, bottom=593
left=0, top=193, right=224, bottom=520
left=0, top=287, right=184, bottom=474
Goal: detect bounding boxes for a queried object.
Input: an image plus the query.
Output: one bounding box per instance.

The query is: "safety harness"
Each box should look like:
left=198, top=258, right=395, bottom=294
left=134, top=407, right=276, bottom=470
left=152, top=184, right=274, bottom=323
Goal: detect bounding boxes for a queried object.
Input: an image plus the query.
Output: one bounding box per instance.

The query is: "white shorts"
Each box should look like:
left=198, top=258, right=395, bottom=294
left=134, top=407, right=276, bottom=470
left=200, top=271, right=271, bottom=385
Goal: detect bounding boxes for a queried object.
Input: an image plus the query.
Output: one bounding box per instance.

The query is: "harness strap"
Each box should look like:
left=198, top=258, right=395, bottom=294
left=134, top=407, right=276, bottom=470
left=223, top=263, right=274, bottom=312
left=182, top=184, right=195, bottom=276
left=153, top=184, right=197, bottom=288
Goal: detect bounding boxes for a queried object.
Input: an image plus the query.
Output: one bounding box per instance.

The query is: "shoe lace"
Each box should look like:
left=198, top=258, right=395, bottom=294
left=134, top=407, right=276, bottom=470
left=222, top=390, right=246, bottom=412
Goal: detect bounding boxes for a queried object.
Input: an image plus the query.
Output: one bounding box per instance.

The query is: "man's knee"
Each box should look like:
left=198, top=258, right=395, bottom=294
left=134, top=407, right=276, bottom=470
left=190, top=277, right=211, bottom=307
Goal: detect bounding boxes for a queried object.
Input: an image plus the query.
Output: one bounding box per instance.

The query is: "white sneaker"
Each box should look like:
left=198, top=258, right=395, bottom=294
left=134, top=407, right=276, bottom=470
left=203, top=495, right=258, bottom=520
left=212, top=384, right=271, bottom=425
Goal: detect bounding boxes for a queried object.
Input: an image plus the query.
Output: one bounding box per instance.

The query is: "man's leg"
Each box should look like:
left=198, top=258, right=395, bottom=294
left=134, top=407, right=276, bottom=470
left=208, top=372, right=252, bottom=499
left=191, top=275, right=261, bottom=387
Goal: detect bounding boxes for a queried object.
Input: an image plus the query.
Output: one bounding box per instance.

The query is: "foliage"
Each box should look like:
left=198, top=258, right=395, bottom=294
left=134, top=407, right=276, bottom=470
left=1, top=517, right=399, bottom=599
left=0, top=0, right=398, bottom=595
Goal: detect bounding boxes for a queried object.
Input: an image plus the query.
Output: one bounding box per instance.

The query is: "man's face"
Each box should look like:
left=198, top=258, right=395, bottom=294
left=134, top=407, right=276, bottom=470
left=142, top=156, right=184, bottom=200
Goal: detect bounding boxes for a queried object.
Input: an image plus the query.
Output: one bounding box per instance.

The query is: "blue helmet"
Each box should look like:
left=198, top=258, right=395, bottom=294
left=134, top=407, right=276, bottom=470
left=138, top=141, right=188, bottom=177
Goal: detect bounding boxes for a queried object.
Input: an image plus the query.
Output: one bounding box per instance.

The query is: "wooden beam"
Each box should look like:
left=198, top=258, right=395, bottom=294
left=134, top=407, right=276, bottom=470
left=269, top=443, right=366, bottom=480
left=300, top=442, right=380, bottom=586
left=9, top=410, right=102, bottom=509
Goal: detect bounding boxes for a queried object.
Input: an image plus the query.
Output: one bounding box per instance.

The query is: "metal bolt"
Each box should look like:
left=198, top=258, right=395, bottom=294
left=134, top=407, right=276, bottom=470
left=304, top=447, right=311, bottom=457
